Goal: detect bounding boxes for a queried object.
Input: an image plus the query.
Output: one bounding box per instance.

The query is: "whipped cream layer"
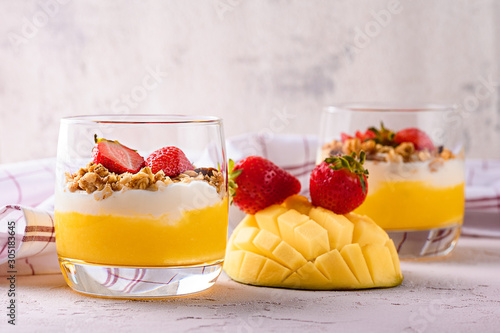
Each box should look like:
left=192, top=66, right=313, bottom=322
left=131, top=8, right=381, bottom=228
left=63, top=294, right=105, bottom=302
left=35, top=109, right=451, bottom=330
left=55, top=181, right=222, bottom=221
left=365, top=159, right=464, bottom=193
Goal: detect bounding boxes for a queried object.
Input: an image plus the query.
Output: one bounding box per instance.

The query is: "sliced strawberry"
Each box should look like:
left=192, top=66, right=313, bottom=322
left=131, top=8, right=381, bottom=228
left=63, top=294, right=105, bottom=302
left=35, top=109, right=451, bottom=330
left=310, top=152, right=368, bottom=214
left=92, top=136, right=145, bottom=174
left=230, top=156, right=301, bottom=215
left=355, top=131, right=364, bottom=140
left=343, top=129, right=378, bottom=143
left=341, top=132, right=354, bottom=143
left=355, top=129, right=377, bottom=142
left=146, top=146, right=194, bottom=177
left=394, top=128, right=435, bottom=151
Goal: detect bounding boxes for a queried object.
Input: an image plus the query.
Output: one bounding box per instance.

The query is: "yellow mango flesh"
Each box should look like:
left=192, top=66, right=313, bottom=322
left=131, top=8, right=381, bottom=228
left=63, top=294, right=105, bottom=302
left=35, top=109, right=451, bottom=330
left=254, top=205, right=288, bottom=237
left=284, top=194, right=313, bottom=215
left=294, top=220, right=329, bottom=261
left=311, top=207, right=354, bottom=250
left=224, top=195, right=403, bottom=290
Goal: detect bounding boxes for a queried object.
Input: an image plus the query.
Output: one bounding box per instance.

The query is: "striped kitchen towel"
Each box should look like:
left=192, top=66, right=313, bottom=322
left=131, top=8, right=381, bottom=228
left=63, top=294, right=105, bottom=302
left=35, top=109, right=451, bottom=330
left=0, top=158, right=59, bottom=276
left=463, top=159, right=500, bottom=237
left=1, top=134, right=499, bottom=276
left=0, top=202, right=58, bottom=275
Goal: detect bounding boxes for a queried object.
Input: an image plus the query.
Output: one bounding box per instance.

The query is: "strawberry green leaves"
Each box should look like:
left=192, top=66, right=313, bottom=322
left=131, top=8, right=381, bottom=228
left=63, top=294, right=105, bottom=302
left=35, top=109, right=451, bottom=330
left=325, top=151, right=369, bottom=195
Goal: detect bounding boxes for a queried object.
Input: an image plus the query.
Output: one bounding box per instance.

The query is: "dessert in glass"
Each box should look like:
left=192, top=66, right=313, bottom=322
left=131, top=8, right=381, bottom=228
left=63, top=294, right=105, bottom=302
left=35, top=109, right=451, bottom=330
left=318, top=105, right=465, bottom=259
left=55, top=115, right=228, bottom=297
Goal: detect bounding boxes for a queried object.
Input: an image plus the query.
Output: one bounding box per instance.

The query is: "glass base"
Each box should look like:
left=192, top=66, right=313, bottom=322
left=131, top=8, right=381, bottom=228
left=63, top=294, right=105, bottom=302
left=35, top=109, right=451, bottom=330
left=387, top=224, right=461, bottom=260
left=59, top=257, right=223, bottom=298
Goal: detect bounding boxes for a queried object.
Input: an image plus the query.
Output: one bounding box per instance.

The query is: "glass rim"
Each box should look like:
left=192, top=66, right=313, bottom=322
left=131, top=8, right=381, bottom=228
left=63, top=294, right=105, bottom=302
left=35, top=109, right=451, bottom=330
left=325, top=103, right=458, bottom=113
left=60, top=114, right=223, bottom=125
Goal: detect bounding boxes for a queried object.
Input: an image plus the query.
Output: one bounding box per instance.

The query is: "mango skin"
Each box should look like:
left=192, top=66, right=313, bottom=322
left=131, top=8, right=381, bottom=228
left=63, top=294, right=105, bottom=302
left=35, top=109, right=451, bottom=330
left=224, top=195, right=403, bottom=290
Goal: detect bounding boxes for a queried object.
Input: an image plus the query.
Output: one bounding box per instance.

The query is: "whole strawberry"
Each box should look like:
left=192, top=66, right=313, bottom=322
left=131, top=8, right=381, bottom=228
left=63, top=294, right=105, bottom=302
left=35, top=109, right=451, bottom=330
left=310, top=152, right=369, bottom=214
left=92, top=135, right=145, bottom=174
left=146, top=146, right=194, bottom=177
left=394, top=128, right=435, bottom=151
left=230, top=156, right=301, bottom=215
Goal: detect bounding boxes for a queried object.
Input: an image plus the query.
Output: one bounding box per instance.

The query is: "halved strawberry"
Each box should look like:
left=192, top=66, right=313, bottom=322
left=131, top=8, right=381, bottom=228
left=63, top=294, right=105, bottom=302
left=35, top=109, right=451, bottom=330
left=310, top=151, right=369, bottom=214
left=340, top=132, right=354, bottom=143
left=229, top=156, right=301, bottom=215
left=146, top=146, right=194, bottom=177
left=343, top=126, right=383, bottom=143
left=92, top=136, right=145, bottom=174
left=355, top=129, right=377, bottom=142
left=394, top=128, right=435, bottom=151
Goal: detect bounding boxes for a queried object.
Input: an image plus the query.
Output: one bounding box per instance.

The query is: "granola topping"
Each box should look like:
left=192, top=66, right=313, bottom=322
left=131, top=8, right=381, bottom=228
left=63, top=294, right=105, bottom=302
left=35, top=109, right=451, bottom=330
left=66, top=162, right=224, bottom=197
left=321, top=138, right=457, bottom=172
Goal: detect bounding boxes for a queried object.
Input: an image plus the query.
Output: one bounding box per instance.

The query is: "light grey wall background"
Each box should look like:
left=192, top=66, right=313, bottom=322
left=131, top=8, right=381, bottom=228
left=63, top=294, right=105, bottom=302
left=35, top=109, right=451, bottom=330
left=0, top=0, right=499, bottom=163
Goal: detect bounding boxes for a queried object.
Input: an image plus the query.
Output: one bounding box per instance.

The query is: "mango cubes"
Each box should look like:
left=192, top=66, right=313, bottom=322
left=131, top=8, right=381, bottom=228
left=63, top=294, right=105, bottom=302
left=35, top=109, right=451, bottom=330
left=224, top=195, right=403, bottom=290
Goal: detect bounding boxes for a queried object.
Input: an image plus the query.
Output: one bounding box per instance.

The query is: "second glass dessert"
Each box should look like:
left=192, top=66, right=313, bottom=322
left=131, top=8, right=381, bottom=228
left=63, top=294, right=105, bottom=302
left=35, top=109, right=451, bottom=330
left=55, top=115, right=228, bottom=298
left=318, top=105, right=465, bottom=259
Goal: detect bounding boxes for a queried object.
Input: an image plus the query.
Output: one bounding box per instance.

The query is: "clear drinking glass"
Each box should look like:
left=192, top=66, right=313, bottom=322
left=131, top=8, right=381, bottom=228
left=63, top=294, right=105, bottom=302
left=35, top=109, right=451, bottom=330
left=318, top=105, right=465, bottom=259
left=55, top=115, right=228, bottom=298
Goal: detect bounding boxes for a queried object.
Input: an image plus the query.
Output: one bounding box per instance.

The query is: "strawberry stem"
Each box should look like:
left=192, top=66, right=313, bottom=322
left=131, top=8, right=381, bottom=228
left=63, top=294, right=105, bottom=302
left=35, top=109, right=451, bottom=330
left=228, top=159, right=242, bottom=204
left=368, top=122, right=396, bottom=146
left=325, top=151, right=369, bottom=195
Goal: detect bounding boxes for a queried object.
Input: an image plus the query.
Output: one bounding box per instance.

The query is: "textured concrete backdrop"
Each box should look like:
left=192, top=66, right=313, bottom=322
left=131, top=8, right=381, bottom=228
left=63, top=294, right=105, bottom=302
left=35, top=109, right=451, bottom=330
left=0, top=0, right=499, bottom=163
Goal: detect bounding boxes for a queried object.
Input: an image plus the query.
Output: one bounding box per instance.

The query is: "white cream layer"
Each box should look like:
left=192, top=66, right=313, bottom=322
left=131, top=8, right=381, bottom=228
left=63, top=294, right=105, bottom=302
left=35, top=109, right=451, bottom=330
left=55, top=181, right=222, bottom=220
left=365, top=159, right=465, bottom=193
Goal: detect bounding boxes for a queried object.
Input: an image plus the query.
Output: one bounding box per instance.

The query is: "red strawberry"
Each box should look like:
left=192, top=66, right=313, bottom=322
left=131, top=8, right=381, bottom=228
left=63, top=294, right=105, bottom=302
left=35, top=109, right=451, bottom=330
left=146, top=146, right=194, bottom=177
left=310, top=152, right=369, bottom=214
left=355, top=129, right=376, bottom=142
left=342, top=128, right=379, bottom=143
left=92, top=136, right=145, bottom=174
left=394, top=128, right=435, bottom=151
left=229, top=156, right=301, bottom=215
left=340, top=132, right=354, bottom=143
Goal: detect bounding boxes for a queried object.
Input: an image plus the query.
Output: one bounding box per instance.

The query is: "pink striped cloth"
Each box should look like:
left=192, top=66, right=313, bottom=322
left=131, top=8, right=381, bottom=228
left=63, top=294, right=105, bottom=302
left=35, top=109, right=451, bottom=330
left=463, top=159, right=500, bottom=237
left=0, top=159, right=59, bottom=276
left=0, top=134, right=499, bottom=276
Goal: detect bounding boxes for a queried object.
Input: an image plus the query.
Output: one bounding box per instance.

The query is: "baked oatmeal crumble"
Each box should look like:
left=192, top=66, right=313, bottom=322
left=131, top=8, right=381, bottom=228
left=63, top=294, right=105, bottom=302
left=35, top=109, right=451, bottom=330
left=65, top=163, right=224, bottom=197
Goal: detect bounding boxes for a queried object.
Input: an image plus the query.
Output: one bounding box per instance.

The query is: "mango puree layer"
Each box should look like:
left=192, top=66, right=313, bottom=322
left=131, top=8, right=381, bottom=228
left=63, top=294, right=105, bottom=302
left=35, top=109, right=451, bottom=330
left=55, top=198, right=228, bottom=266
left=354, top=181, right=465, bottom=230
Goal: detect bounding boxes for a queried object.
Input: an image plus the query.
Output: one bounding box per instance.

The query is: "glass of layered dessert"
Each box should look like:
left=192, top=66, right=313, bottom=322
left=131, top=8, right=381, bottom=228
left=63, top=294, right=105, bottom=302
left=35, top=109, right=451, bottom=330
left=55, top=115, right=228, bottom=297
left=318, top=105, right=464, bottom=259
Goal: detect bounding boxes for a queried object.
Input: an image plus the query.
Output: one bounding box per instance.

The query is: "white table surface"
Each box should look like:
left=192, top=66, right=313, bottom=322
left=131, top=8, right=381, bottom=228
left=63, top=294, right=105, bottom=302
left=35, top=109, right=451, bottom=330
left=1, top=236, right=500, bottom=333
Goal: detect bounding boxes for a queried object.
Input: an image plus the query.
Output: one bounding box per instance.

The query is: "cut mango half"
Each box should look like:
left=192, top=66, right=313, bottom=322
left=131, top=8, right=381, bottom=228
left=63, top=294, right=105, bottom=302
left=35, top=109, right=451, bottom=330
left=224, top=195, right=403, bottom=290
